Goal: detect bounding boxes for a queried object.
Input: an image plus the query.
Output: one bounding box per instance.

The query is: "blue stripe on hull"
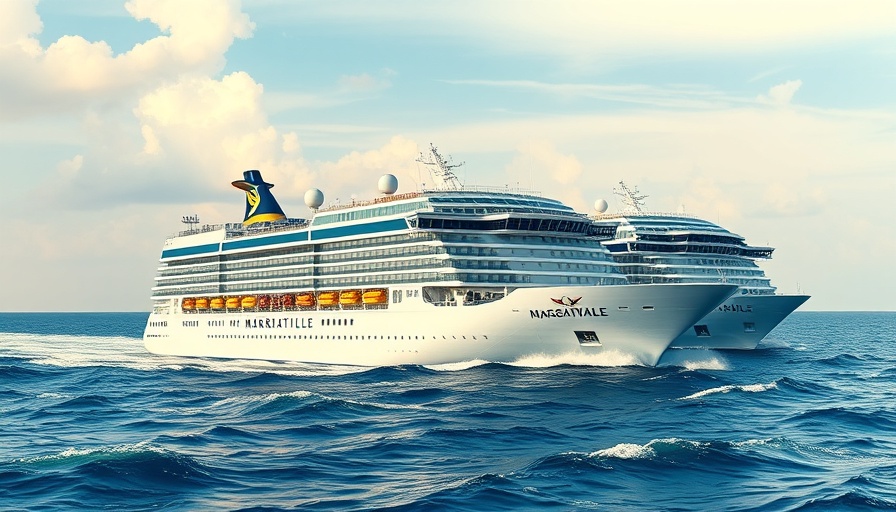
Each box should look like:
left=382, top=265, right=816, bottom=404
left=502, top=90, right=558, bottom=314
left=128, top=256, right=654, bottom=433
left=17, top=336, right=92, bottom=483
left=223, top=231, right=309, bottom=251
left=310, top=218, right=408, bottom=241
left=161, top=243, right=220, bottom=259
left=160, top=218, right=409, bottom=260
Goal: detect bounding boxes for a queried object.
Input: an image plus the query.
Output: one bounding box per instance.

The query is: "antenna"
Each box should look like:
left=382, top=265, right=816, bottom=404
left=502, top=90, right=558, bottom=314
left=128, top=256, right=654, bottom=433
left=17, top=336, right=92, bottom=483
left=181, top=214, right=200, bottom=232
left=416, top=143, right=464, bottom=190
left=613, top=181, right=648, bottom=213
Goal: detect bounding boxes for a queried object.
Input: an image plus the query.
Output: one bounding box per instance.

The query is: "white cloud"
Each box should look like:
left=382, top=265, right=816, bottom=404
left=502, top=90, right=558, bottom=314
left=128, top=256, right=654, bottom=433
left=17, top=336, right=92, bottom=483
left=509, top=140, right=584, bottom=185
left=0, top=0, right=42, bottom=54
left=758, top=79, right=803, bottom=106
left=268, top=0, right=896, bottom=62
left=0, top=0, right=253, bottom=120
left=314, top=136, right=421, bottom=205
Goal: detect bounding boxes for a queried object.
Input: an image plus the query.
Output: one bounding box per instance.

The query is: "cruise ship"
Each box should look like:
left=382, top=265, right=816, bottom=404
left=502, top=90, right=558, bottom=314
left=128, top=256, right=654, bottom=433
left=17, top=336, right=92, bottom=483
left=590, top=182, right=809, bottom=350
left=142, top=147, right=737, bottom=366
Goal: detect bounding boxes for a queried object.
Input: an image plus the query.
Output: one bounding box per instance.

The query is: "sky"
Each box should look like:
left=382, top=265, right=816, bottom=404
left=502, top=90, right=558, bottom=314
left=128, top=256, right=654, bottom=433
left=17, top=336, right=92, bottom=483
left=1, top=0, right=894, bottom=312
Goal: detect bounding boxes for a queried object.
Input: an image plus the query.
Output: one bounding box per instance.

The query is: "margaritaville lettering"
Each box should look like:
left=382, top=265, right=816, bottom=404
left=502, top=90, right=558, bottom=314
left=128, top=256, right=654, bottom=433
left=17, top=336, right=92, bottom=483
left=718, top=304, right=753, bottom=313
left=244, top=317, right=314, bottom=329
left=529, top=307, right=608, bottom=319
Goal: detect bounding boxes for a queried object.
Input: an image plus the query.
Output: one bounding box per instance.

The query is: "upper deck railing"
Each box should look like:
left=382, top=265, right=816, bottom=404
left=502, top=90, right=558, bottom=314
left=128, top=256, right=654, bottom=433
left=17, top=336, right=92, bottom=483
left=171, top=185, right=548, bottom=240
left=591, top=211, right=698, bottom=220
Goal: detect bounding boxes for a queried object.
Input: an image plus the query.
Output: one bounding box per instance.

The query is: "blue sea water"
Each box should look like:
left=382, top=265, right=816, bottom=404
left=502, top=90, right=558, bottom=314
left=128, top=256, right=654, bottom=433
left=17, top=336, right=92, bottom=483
left=1, top=312, right=895, bottom=511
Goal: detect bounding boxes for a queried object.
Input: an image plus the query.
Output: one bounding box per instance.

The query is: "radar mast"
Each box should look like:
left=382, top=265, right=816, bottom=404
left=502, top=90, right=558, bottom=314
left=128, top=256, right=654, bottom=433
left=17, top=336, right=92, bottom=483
left=416, top=143, right=464, bottom=191
left=181, top=214, right=200, bottom=232
left=614, top=181, right=648, bottom=214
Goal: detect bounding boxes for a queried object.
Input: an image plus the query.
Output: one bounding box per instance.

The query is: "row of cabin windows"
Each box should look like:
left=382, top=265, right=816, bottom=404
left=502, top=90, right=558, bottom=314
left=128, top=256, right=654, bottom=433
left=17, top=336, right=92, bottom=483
left=157, top=252, right=620, bottom=288
left=417, top=216, right=588, bottom=234
left=151, top=270, right=622, bottom=298
left=162, top=230, right=601, bottom=271
left=206, top=333, right=488, bottom=341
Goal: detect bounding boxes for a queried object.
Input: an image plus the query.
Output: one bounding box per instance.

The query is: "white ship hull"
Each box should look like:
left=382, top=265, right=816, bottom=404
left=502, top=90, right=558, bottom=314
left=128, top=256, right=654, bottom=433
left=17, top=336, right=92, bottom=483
left=144, top=283, right=736, bottom=367
left=669, top=294, right=810, bottom=350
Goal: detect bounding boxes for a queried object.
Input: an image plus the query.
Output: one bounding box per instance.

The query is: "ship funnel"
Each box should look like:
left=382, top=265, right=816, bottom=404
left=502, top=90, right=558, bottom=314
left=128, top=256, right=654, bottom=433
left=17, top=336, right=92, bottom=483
left=231, top=170, right=286, bottom=226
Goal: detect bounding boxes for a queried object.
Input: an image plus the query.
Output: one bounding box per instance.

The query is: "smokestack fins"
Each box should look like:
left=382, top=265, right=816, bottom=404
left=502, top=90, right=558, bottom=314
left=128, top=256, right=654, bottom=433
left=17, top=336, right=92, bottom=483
left=231, top=170, right=286, bottom=226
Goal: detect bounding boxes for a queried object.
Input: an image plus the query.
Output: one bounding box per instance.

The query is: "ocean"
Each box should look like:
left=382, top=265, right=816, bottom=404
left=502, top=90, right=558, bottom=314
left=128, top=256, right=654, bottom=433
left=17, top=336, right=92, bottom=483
left=1, top=312, right=894, bottom=511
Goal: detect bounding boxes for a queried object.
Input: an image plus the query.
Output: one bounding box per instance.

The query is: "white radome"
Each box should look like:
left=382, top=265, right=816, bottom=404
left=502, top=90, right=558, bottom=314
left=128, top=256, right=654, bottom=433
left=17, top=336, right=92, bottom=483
left=378, top=174, right=399, bottom=195
left=304, top=188, right=324, bottom=209
left=594, top=199, right=609, bottom=213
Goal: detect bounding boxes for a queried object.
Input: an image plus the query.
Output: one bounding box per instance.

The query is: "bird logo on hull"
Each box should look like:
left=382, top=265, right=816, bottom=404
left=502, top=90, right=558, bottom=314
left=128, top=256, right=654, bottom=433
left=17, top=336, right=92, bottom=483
left=550, top=296, right=582, bottom=307
left=231, top=170, right=286, bottom=226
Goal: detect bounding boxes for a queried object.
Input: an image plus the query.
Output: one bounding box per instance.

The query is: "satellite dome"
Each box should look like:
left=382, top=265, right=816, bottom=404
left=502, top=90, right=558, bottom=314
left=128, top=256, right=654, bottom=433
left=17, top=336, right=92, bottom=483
left=378, top=174, right=399, bottom=195
left=594, top=198, right=609, bottom=213
left=304, top=188, right=324, bottom=209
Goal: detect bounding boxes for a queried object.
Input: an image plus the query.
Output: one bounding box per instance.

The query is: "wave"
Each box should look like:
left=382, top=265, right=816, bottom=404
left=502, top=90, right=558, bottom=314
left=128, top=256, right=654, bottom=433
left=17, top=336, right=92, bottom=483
left=425, top=359, right=492, bottom=371
left=527, top=436, right=868, bottom=478
left=784, top=407, right=896, bottom=433
left=791, top=491, right=896, bottom=511
left=659, top=349, right=730, bottom=371
left=509, top=350, right=643, bottom=368
left=679, top=381, right=778, bottom=400
left=13, top=442, right=224, bottom=484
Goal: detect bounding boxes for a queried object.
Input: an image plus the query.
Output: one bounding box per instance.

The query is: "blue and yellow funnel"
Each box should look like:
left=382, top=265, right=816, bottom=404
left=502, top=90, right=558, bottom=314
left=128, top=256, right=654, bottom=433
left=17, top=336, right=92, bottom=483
left=231, top=170, right=286, bottom=226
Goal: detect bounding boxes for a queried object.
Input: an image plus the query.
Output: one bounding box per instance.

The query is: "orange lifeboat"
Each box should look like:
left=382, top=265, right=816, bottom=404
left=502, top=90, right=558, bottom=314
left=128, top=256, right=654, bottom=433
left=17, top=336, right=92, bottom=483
left=195, top=297, right=209, bottom=310
left=210, top=297, right=225, bottom=310
left=226, top=297, right=240, bottom=309
left=258, top=295, right=271, bottom=309
left=296, top=292, right=316, bottom=308
left=318, top=291, right=339, bottom=307
left=241, top=295, right=257, bottom=309
left=340, top=290, right=362, bottom=306
left=362, top=289, right=388, bottom=305
left=182, top=298, right=195, bottom=310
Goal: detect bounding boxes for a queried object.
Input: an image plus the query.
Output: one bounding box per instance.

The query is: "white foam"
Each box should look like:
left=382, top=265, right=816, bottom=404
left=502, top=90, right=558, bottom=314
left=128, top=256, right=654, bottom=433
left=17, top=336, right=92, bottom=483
left=0, top=332, right=369, bottom=377
left=425, top=359, right=491, bottom=371
left=680, top=381, right=778, bottom=400
left=658, top=349, right=729, bottom=370
left=509, top=350, right=642, bottom=368
left=19, top=441, right=160, bottom=464
left=592, top=442, right=656, bottom=460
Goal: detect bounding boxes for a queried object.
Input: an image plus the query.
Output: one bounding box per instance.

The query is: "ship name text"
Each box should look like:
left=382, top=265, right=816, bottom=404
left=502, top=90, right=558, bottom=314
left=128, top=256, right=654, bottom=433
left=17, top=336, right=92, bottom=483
left=244, top=317, right=313, bottom=329
left=530, top=307, right=608, bottom=319
left=718, top=304, right=753, bottom=313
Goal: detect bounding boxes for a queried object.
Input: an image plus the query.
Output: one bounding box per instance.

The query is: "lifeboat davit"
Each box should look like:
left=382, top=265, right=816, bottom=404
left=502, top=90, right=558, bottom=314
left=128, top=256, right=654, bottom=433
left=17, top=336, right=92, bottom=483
left=226, top=297, right=240, bottom=309
left=182, top=298, right=195, bottom=310
left=258, top=295, right=271, bottom=308
left=340, top=290, right=362, bottom=306
left=362, top=289, right=388, bottom=304
left=210, top=297, right=225, bottom=310
left=241, top=296, right=257, bottom=308
left=296, top=292, right=316, bottom=307
left=281, top=294, right=295, bottom=307
left=318, top=291, right=339, bottom=307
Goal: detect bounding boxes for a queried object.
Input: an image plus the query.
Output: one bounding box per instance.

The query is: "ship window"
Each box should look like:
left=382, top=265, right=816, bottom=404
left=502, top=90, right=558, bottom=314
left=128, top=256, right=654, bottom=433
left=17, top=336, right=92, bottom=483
left=574, top=331, right=600, bottom=344
left=642, top=305, right=655, bottom=311
left=694, top=325, right=711, bottom=337
left=743, top=322, right=756, bottom=333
